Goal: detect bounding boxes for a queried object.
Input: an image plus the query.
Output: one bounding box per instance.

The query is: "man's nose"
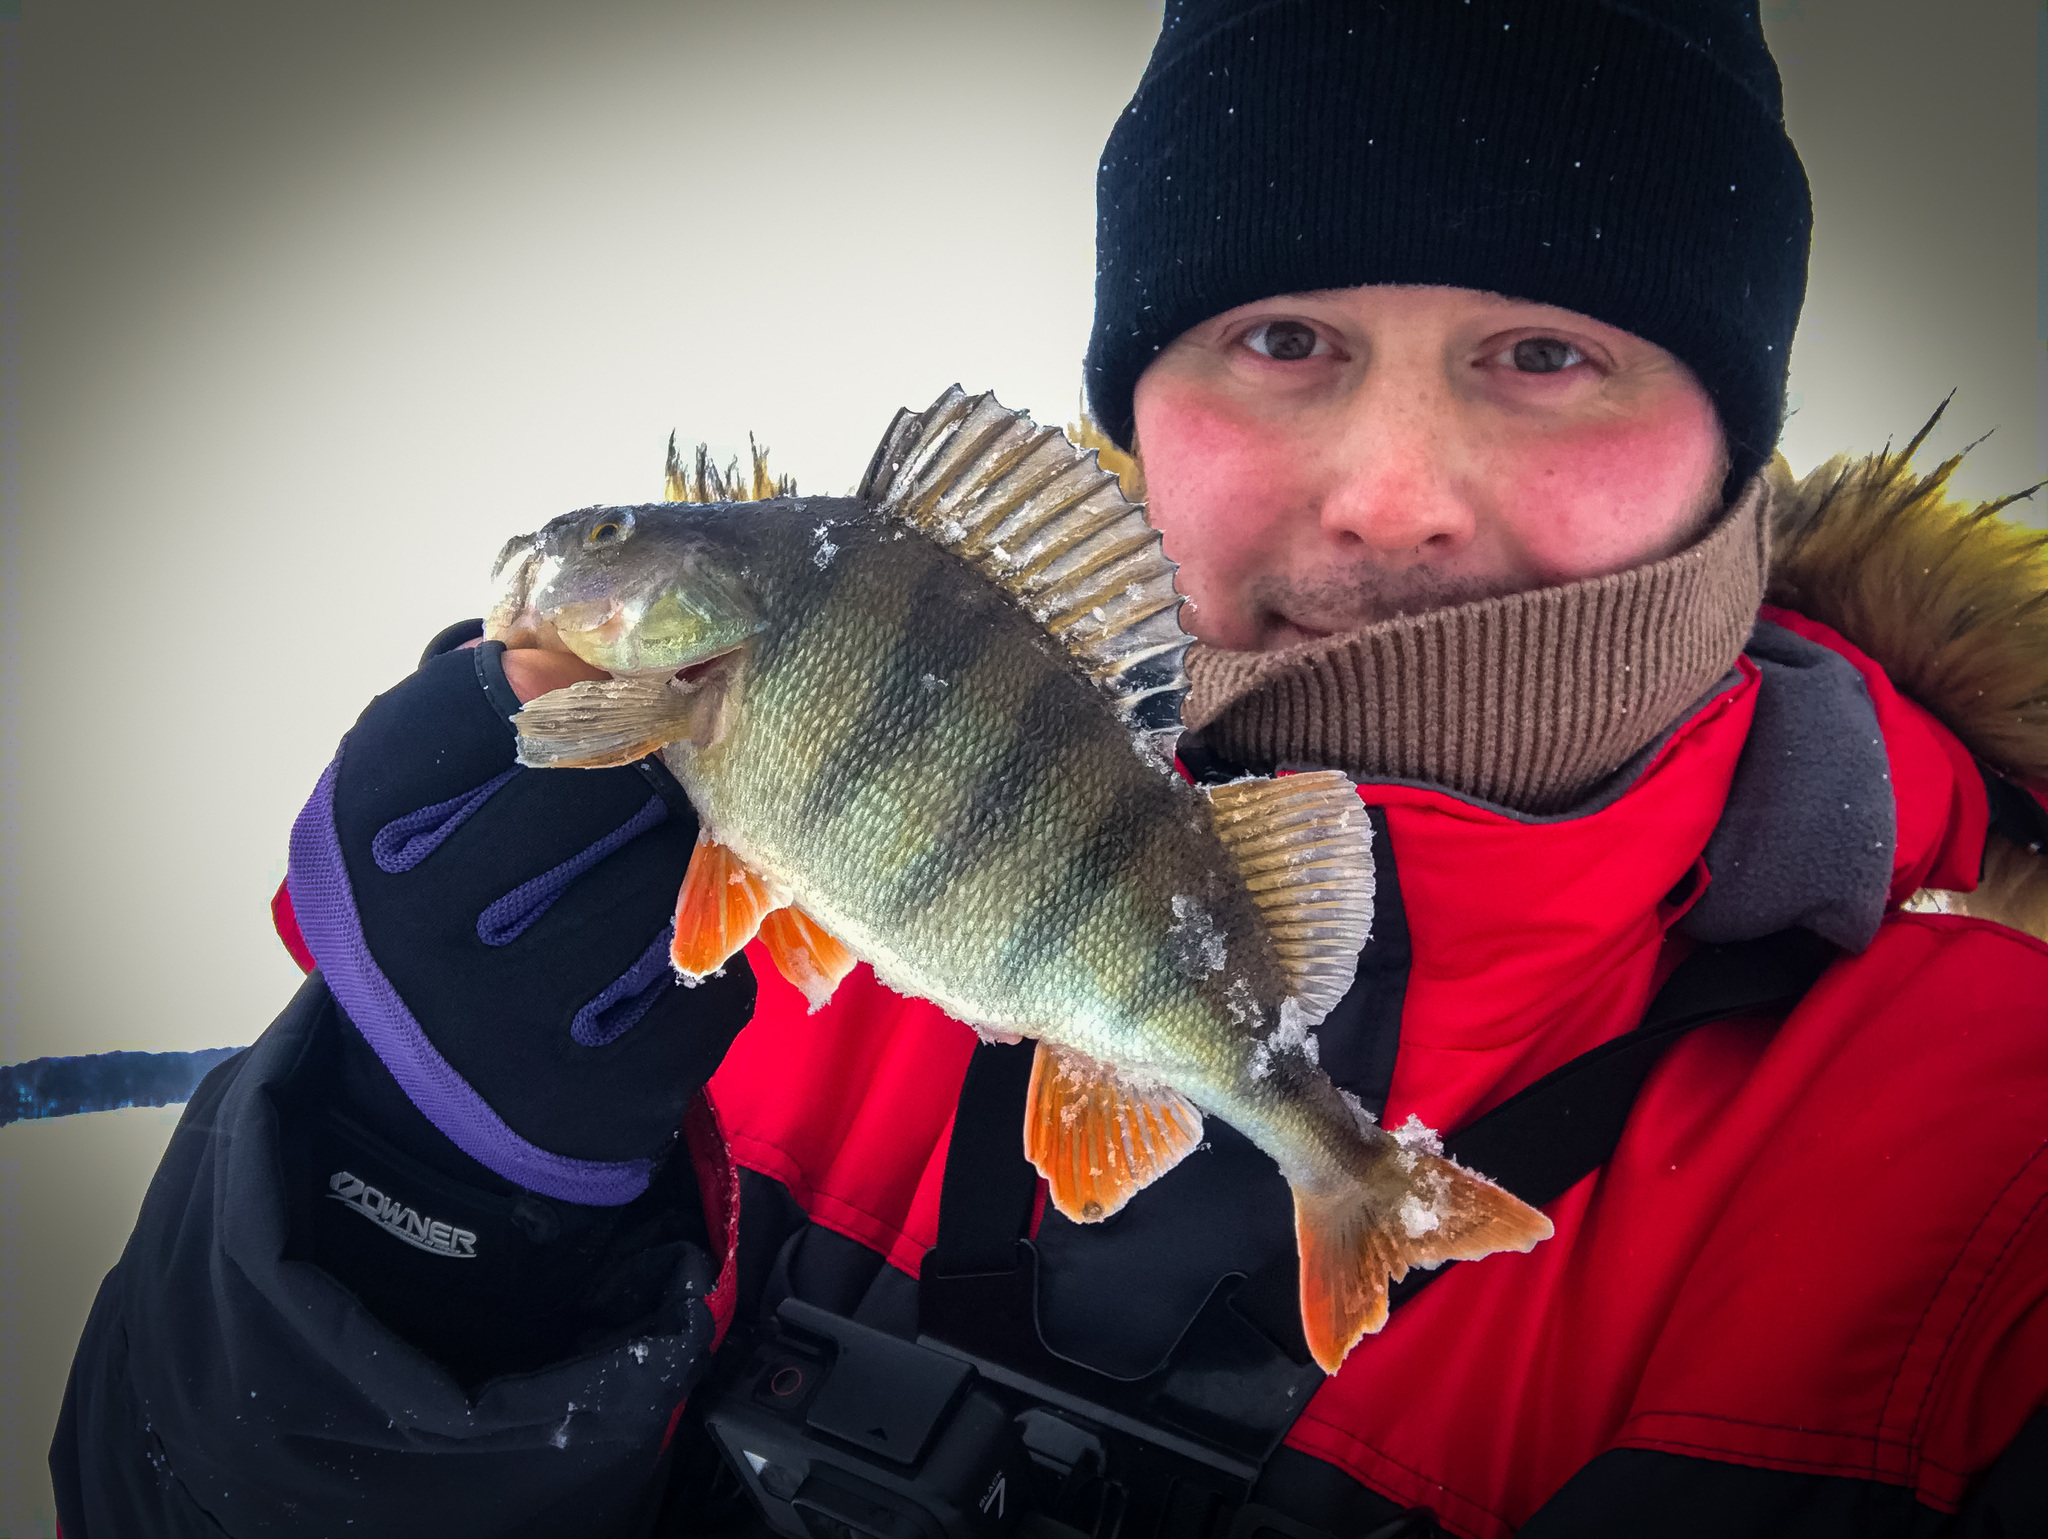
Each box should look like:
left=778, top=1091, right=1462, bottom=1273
left=1312, top=390, right=1478, bottom=557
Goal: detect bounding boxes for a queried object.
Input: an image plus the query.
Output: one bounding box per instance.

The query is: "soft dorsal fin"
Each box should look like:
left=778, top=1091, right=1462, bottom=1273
left=1024, top=1041, right=1205, bottom=1223
left=1206, top=771, right=1376, bottom=1023
left=858, top=386, right=1190, bottom=740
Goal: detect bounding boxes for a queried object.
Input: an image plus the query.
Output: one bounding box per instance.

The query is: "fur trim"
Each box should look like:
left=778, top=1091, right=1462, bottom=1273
left=1068, top=416, right=1146, bottom=502
left=663, top=432, right=795, bottom=503
left=1903, top=835, right=2048, bottom=944
left=1764, top=401, right=2048, bottom=938
left=1765, top=402, right=2048, bottom=782
left=1966, top=835, right=2048, bottom=942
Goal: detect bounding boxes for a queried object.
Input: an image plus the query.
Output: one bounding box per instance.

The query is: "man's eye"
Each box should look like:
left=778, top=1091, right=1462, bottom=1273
left=1507, top=337, right=1585, bottom=374
left=1243, top=320, right=1326, bottom=361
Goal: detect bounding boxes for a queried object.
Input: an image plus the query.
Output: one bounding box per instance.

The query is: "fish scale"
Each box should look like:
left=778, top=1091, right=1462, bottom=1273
left=492, top=387, right=1553, bottom=1371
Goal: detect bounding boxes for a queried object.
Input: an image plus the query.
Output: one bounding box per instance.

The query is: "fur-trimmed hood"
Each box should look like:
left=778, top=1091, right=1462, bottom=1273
left=1763, top=406, right=2048, bottom=938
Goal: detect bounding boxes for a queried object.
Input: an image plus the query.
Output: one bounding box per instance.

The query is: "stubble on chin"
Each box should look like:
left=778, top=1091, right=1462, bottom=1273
left=1239, top=477, right=1731, bottom=648
left=1242, top=566, right=1531, bottom=643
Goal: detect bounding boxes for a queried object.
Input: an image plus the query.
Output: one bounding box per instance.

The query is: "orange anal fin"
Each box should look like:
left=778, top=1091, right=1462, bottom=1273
left=670, top=834, right=783, bottom=981
left=1292, top=1151, right=1553, bottom=1374
left=758, top=905, right=859, bottom=1012
left=1023, top=1041, right=1203, bottom=1225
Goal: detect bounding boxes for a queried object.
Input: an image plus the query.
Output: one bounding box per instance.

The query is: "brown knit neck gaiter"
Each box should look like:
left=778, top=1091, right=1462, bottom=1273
left=1182, top=476, right=1770, bottom=814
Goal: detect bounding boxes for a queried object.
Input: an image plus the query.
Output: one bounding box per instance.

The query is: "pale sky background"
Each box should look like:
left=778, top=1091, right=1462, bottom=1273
left=0, top=0, right=2039, bottom=1527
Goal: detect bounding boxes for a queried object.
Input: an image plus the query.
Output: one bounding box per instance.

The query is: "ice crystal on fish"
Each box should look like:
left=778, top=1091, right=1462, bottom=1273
left=1338, top=1086, right=1378, bottom=1136
left=1167, top=894, right=1228, bottom=978
left=1249, top=997, right=1320, bottom=1080
left=1392, top=1113, right=1444, bottom=1157
left=1224, top=974, right=1261, bottom=1029
left=1129, top=727, right=1175, bottom=774
left=1398, top=1192, right=1443, bottom=1239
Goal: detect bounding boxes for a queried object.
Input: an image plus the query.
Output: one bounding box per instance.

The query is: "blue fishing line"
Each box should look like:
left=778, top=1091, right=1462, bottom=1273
left=1, top=1047, right=246, bottom=1127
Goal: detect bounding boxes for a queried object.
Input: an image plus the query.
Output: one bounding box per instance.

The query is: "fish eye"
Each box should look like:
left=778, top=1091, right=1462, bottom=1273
left=586, top=511, right=634, bottom=548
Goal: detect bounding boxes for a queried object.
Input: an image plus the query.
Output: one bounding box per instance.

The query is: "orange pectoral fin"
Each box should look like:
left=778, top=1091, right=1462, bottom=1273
left=1023, top=1042, right=1204, bottom=1225
left=758, top=905, right=859, bottom=1012
left=670, top=834, right=783, bottom=981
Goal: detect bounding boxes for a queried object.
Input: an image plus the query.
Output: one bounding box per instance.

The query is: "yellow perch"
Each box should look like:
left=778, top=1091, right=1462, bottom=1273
left=489, top=387, right=1552, bottom=1371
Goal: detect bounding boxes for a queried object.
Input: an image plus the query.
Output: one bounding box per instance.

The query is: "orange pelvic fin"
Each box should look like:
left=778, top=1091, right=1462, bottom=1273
left=670, top=833, right=784, bottom=981
left=758, top=905, right=859, bottom=1012
left=1023, top=1042, right=1204, bottom=1224
left=1292, top=1154, right=1553, bottom=1374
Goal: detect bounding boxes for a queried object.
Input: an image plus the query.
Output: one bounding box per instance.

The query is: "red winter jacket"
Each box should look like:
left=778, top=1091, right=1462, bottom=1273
left=706, top=607, right=2048, bottom=1538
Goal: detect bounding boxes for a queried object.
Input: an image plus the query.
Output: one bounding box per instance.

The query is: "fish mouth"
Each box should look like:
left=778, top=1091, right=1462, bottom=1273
left=548, top=597, right=631, bottom=645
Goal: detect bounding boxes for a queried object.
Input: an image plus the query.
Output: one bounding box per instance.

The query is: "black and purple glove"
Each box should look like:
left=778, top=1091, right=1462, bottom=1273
left=286, top=631, right=756, bottom=1206
left=279, top=627, right=755, bottom=1387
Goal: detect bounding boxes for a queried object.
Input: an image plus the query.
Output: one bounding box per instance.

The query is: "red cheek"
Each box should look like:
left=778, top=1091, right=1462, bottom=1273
left=1496, top=404, right=1722, bottom=578
left=1134, top=385, right=1304, bottom=645
left=1140, top=392, right=1275, bottom=505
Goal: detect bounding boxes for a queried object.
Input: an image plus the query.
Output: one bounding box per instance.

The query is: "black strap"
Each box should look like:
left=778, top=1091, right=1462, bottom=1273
left=920, top=930, right=1838, bottom=1537
left=930, top=1038, right=1040, bottom=1275
left=933, top=929, right=1837, bottom=1305
left=1386, top=927, right=1836, bottom=1308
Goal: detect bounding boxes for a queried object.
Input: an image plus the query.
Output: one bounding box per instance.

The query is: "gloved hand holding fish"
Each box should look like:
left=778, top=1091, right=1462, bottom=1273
left=485, top=386, right=1553, bottom=1372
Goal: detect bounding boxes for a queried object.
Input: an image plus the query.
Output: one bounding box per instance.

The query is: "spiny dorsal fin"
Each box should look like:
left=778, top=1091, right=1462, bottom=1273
left=1206, top=771, right=1375, bottom=1023
left=858, top=385, right=1190, bottom=742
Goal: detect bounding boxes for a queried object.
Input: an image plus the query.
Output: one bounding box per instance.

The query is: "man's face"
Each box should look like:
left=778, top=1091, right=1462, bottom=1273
left=1132, top=285, right=1729, bottom=651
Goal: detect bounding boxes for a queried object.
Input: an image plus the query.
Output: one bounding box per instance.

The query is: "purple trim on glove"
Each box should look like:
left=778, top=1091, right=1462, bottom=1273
left=572, top=924, right=678, bottom=1048
left=288, top=753, right=652, bottom=1206
left=476, top=794, right=669, bottom=947
left=370, top=766, right=521, bottom=874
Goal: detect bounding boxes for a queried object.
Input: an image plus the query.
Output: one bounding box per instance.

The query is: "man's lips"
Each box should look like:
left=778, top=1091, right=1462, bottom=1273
left=1264, top=613, right=1336, bottom=649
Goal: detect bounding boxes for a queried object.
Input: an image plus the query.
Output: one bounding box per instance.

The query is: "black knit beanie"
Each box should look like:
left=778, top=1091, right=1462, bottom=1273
left=1086, top=0, right=1812, bottom=494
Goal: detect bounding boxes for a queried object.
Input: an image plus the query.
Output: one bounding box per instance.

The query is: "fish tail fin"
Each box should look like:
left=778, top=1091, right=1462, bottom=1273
left=1291, top=1156, right=1552, bottom=1374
